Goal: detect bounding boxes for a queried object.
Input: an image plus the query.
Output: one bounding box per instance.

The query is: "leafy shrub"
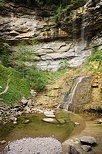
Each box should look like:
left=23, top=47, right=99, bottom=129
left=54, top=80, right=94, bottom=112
left=53, top=0, right=87, bottom=21
left=0, top=0, right=6, bottom=6
left=0, top=64, right=31, bottom=105
left=0, top=41, right=11, bottom=67
left=25, top=70, right=64, bottom=91
left=88, top=48, right=102, bottom=62
left=59, top=59, right=70, bottom=70
left=9, top=41, right=37, bottom=72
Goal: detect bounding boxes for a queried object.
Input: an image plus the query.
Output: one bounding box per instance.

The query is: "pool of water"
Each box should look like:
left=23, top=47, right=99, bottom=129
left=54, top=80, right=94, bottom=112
left=0, top=112, right=74, bottom=152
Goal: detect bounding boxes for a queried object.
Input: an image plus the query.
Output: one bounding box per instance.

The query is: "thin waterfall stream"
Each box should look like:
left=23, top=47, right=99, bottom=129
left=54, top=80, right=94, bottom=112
left=63, top=75, right=91, bottom=111
left=72, top=10, right=77, bottom=54
left=81, top=5, right=87, bottom=44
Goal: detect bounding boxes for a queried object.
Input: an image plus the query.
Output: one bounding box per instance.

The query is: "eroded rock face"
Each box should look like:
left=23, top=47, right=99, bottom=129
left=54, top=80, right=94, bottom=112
left=0, top=2, right=67, bottom=41
left=60, top=0, right=102, bottom=41
left=13, top=40, right=92, bottom=71
left=0, top=0, right=101, bottom=71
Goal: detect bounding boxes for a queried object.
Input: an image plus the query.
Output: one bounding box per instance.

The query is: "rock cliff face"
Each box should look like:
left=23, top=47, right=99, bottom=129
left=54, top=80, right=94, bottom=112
left=60, top=0, right=102, bottom=41
left=0, top=0, right=102, bottom=71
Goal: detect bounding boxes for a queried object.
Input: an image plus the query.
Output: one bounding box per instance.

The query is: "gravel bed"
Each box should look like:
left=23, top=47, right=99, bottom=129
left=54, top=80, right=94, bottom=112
left=4, top=137, right=62, bottom=154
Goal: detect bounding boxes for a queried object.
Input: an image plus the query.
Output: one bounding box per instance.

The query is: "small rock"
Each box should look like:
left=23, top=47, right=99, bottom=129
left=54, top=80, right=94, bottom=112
left=24, top=106, right=31, bottom=113
left=44, top=110, right=54, bottom=115
left=80, top=136, right=96, bottom=145
left=9, top=116, right=17, bottom=122
left=97, top=119, right=102, bottom=124
left=27, top=99, right=32, bottom=106
left=16, top=111, right=22, bottom=116
left=30, top=89, right=37, bottom=97
left=43, top=118, right=56, bottom=123
left=89, top=152, right=95, bottom=154
left=13, top=121, right=17, bottom=124
left=69, top=145, right=81, bottom=154
left=91, top=83, right=98, bottom=88
left=21, top=97, right=28, bottom=105
left=0, top=140, right=6, bottom=144
left=81, top=145, right=92, bottom=152
left=23, top=120, right=30, bottom=124
left=74, top=122, right=80, bottom=125
left=45, top=114, right=55, bottom=118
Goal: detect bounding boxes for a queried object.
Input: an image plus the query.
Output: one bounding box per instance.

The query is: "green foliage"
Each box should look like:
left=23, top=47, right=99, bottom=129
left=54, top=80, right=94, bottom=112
left=0, top=0, right=6, bottom=6
left=8, top=0, right=87, bottom=7
left=74, top=47, right=102, bottom=74
left=25, top=69, right=64, bottom=91
left=0, top=64, right=31, bottom=105
left=88, top=48, right=102, bottom=62
left=59, top=59, right=70, bottom=70
left=53, top=0, right=87, bottom=21
left=9, top=41, right=37, bottom=72
left=0, top=41, right=11, bottom=67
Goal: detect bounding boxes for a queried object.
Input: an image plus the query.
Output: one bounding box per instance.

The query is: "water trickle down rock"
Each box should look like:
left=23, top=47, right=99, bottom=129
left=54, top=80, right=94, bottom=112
left=62, top=75, right=91, bottom=111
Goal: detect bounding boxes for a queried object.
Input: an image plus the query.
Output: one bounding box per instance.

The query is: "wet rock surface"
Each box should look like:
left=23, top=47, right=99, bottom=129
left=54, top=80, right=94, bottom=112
left=60, top=0, right=102, bottom=41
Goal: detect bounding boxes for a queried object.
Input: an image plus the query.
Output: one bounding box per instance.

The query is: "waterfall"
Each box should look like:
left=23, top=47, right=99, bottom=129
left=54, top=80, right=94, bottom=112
left=72, top=10, right=77, bottom=54
left=81, top=5, right=87, bottom=44
left=63, top=75, right=91, bottom=111
left=72, top=10, right=77, bottom=41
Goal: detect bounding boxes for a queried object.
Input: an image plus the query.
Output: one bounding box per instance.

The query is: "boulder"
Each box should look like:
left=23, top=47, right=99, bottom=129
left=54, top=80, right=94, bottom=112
left=80, top=136, right=96, bottom=145
left=81, top=145, right=92, bottom=152
left=69, top=145, right=81, bottom=154
left=97, top=119, right=102, bottom=124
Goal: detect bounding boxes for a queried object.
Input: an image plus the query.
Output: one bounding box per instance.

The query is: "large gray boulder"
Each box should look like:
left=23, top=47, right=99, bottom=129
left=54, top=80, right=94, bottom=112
left=69, top=145, right=81, bottom=154
left=80, top=136, right=96, bottom=145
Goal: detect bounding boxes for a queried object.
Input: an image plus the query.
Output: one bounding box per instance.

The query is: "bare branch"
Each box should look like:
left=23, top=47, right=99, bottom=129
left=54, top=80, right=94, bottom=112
left=0, top=82, right=9, bottom=96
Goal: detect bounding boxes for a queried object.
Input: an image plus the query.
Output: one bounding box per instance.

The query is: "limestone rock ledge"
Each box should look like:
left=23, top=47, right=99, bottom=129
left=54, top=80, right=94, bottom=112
left=0, top=0, right=102, bottom=71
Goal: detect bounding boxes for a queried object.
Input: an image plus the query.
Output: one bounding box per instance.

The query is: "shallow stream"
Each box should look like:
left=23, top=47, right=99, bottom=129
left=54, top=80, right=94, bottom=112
left=0, top=112, right=75, bottom=152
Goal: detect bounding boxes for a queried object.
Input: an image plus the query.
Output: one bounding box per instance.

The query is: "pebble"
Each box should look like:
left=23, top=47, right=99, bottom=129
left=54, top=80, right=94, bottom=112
left=0, top=140, right=6, bottom=144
